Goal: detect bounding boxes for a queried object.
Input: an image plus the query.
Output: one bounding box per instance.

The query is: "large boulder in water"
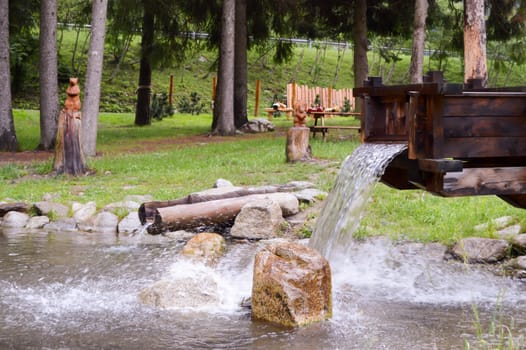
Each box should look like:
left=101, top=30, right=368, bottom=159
left=251, top=241, right=332, bottom=327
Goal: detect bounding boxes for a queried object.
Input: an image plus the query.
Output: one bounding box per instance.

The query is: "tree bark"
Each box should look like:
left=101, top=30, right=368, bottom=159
left=38, top=0, right=59, bottom=150
left=409, top=0, right=428, bottom=84
left=234, top=0, right=248, bottom=129
left=0, top=0, right=18, bottom=152
left=135, top=1, right=154, bottom=126
left=464, top=0, right=487, bottom=87
left=82, top=0, right=108, bottom=157
left=212, top=0, right=236, bottom=135
left=353, top=0, right=368, bottom=112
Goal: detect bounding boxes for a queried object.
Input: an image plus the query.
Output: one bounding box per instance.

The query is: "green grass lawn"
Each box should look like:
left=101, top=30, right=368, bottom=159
left=3, top=111, right=526, bottom=245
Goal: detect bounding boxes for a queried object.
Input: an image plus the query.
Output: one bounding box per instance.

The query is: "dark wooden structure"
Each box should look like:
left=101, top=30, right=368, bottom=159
left=353, top=71, right=526, bottom=208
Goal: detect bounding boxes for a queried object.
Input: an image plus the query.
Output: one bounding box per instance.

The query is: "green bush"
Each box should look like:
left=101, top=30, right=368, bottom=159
left=151, top=92, right=174, bottom=120
left=177, top=92, right=207, bottom=115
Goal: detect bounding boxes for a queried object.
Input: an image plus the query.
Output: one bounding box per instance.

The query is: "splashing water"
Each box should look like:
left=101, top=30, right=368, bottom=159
left=309, top=143, right=407, bottom=261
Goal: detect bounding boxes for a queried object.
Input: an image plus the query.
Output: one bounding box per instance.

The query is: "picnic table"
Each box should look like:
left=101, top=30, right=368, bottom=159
left=264, top=107, right=294, bottom=120
left=308, top=111, right=361, bottom=142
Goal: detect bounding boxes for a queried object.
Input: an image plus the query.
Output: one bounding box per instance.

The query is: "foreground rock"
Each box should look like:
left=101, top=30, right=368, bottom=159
left=449, top=237, right=510, bottom=263
left=251, top=241, right=332, bottom=327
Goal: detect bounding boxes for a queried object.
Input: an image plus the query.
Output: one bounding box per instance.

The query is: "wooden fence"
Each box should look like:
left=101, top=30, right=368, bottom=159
left=286, top=83, right=355, bottom=110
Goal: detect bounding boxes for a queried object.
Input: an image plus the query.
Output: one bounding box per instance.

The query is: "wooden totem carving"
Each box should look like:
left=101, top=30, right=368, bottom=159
left=53, top=78, right=88, bottom=175
left=286, top=102, right=311, bottom=162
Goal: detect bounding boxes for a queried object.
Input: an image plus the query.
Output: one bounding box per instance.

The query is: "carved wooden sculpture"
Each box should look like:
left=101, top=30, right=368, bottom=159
left=53, top=78, right=88, bottom=175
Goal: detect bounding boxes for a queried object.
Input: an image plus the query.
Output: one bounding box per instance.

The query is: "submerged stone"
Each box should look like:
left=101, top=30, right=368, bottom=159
left=181, top=232, right=226, bottom=265
left=251, top=241, right=332, bottom=327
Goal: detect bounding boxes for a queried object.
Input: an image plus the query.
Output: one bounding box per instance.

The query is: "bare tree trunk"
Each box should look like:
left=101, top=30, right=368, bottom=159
left=82, top=0, right=108, bottom=157
left=353, top=0, right=368, bottom=112
left=38, top=0, right=59, bottom=150
left=135, top=1, right=154, bottom=126
left=0, top=0, right=18, bottom=152
left=212, top=0, right=236, bottom=135
left=409, top=0, right=428, bottom=84
left=234, top=0, right=248, bottom=129
left=464, top=0, right=487, bottom=87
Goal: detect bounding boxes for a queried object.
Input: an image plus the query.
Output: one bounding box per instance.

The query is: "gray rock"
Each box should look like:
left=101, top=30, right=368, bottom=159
left=213, top=179, right=234, bottom=188
left=25, top=216, right=50, bottom=229
left=124, top=194, right=154, bottom=203
left=262, top=192, right=299, bottom=217
left=286, top=181, right=316, bottom=190
left=139, top=276, right=219, bottom=309
left=240, top=118, right=275, bottom=133
left=104, top=200, right=140, bottom=213
left=504, top=256, right=526, bottom=279
left=511, top=233, right=526, bottom=254
left=2, top=211, right=30, bottom=228
left=33, top=201, right=69, bottom=219
left=72, top=201, right=97, bottom=223
left=293, top=188, right=328, bottom=203
left=230, top=199, right=284, bottom=240
left=474, top=216, right=515, bottom=232
left=93, top=211, right=119, bottom=234
left=450, top=237, right=510, bottom=263
left=117, top=212, right=143, bottom=235
left=164, top=230, right=195, bottom=242
left=497, top=224, right=522, bottom=240
left=44, top=218, right=78, bottom=232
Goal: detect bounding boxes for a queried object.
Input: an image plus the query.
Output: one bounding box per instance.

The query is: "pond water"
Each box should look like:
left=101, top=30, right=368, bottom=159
left=1, top=143, right=525, bottom=349
left=1, top=229, right=525, bottom=349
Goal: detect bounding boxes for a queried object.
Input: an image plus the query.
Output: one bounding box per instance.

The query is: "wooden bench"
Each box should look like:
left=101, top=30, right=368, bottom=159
left=264, top=107, right=294, bottom=120
left=310, top=125, right=361, bottom=142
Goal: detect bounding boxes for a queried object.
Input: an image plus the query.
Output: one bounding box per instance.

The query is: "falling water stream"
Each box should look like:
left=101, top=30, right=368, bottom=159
left=1, top=143, right=526, bottom=349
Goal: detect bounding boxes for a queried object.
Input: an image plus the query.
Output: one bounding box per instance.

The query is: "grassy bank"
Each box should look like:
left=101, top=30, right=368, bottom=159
left=3, top=111, right=526, bottom=245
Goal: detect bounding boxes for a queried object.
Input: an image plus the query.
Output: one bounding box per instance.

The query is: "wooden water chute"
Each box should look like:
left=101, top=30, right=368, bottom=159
left=353, top=71, right=526, bottom=208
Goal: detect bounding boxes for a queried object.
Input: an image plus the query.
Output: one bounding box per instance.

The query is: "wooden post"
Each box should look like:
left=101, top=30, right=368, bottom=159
left=254, top=79, right=261, bottom=116
left=291, top=81, right=297, bottom=107
left=168, top=74, right=174, bottom=106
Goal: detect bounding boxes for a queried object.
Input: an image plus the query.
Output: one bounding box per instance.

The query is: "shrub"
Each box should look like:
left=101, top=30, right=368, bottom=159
left=177, top=92, right=207, bottom=115
left=151, top=92, right=174, bottom=120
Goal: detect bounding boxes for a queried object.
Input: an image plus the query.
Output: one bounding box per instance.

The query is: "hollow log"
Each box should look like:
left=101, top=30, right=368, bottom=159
left=147, top=192, right=298, bottom=234
left=139, top=184, right=299, bottom=224
left=286, top=126, right=311, bottom=162
left=0, top=202, right=30, bottom=217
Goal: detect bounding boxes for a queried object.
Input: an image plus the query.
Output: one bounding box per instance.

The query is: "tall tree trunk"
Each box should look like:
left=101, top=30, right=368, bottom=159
left=0, top=0, right=18, bottom=151
left=135, top=1, right=154, bottom=126
left=353, top=0, right=368, bottom=113
left=212, top=0, right=236, bottom=135
left=38, top=0, right=59, bottom=150
left=234, top=0, right=248, bottom=129
left=464, top=0, right=487, bottom=87
left=82, top=0, right=108, bottom=157
left=409, top=0, right=428, bottom=84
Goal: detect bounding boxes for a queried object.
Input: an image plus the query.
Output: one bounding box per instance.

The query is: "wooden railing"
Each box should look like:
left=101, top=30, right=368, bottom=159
left=286, top=83, right=355, bottom=111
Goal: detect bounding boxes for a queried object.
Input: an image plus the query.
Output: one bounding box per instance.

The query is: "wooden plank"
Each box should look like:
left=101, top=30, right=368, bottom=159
left=418, top=159, right=463, bottom=173
left=441, top=167, right=526, bottom=196
left=442, top=137, right=526, bottom=158
left=443, top=96, right=526, bottom=117
left=443, top=116, right=526, bottom=138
